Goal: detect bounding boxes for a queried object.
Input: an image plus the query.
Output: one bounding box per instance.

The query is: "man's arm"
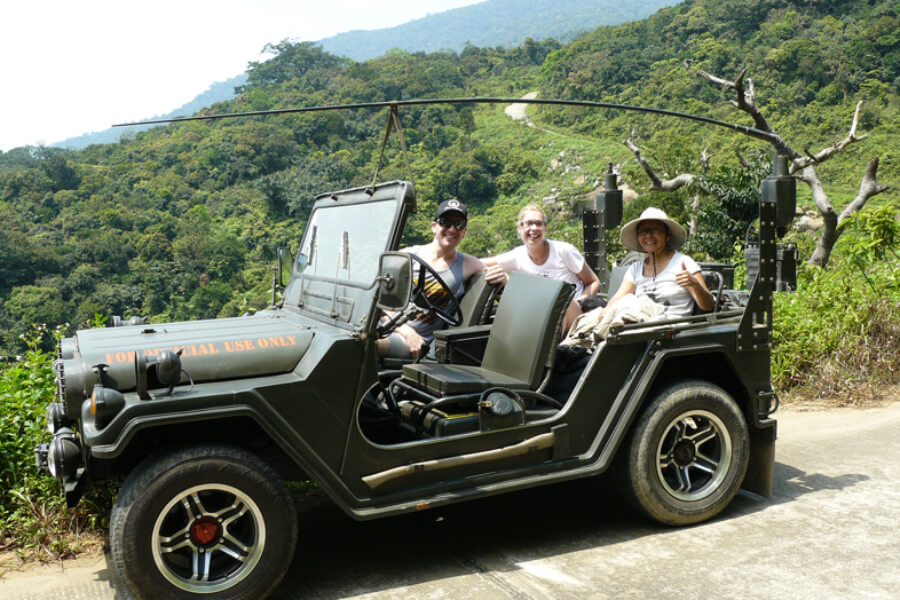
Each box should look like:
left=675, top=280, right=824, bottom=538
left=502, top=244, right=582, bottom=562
left=462, top=253, right=500, bottom=283
left=476, top=255, right=511, bottom=285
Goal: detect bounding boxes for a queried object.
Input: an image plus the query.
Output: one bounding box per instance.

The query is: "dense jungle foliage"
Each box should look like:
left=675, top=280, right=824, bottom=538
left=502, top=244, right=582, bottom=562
left=1, top=0, right=896, bottom=358
left=1, top=0, right=898, bottom=558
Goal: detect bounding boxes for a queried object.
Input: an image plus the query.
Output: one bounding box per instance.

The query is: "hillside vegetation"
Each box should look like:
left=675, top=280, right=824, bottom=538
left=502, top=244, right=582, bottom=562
left=539, top=0, right=899, bottom=194
left=0, top=0, right=895, bottom=356
left=318, top=0, right=678, bottom=60
left=1, top=0, right=899, bottom=558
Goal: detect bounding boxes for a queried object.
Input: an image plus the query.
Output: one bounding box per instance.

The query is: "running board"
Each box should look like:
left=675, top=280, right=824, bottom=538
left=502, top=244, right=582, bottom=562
left=362, top=432, right=555, bottom=490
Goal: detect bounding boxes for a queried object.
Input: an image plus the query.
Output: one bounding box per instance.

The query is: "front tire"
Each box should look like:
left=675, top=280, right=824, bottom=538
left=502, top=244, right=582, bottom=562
left=110, top=445, right=297, bottom=600
left=619, top=380, right=749, bottom=526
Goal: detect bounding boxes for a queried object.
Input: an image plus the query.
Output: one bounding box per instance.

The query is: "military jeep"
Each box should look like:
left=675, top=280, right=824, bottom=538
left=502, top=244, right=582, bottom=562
left=36, top=154, right=796, bottom=600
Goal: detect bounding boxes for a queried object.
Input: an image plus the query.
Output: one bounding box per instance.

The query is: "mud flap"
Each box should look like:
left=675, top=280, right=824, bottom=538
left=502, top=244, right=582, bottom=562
left=742, top=421, right=776, bottom=498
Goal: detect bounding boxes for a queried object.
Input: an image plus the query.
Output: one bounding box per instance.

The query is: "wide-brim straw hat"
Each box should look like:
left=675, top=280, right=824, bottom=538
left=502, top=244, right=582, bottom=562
left=619, top=207, right=687, bottom=251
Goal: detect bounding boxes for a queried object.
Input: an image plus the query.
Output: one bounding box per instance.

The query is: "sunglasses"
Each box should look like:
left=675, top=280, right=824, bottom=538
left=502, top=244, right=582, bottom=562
left=638, top=226, right=666, bottom=236
left=437, top=216, right=467, bottom=230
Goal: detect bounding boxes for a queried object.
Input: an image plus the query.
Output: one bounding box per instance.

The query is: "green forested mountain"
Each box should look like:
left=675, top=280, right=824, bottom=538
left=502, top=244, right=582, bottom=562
left=0, top=0, right=896, bottom=357
left=317, top=0, right=678, bottom=60
left=54, top=0, right=675, bottom=150
left=539, top=0, right=898, bottom=173
left=56, top=75, right=249, bottom=149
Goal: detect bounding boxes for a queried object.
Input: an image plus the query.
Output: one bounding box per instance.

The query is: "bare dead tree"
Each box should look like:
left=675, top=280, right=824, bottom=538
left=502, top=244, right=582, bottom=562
left=624, top=65, right=891, bottom=267
left=624, top=127, right=696, bottom=192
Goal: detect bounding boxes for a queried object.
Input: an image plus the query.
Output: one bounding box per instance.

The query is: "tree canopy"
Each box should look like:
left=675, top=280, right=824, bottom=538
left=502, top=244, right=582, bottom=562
left=1, top=0, right=896, bottom=356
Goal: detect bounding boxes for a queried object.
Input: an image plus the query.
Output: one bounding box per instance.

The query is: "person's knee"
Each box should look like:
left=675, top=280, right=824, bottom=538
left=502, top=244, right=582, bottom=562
left=377, top=332, right=412, bottom=359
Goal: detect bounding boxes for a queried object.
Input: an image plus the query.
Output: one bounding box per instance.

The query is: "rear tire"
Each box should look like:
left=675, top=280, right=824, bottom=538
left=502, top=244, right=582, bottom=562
left=110, top=444, right=297, bottom=600
left=619, top=380, right=749, bottom=525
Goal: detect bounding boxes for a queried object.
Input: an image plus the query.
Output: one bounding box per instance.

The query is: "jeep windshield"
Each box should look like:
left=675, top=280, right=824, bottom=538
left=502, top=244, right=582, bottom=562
left=296, top=196, right=398, bottom=285
left=284, top=181, right=415, bottom=325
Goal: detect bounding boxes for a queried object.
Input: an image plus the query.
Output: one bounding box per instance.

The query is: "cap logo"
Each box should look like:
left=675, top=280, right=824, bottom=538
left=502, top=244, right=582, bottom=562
left=447, top=200, right=460, bottom=208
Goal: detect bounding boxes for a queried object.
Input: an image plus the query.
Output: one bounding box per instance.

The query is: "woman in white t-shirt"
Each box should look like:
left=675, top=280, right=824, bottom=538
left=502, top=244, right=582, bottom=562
left=609, top=207, right=714, bottom=317
left=483, top=203, right=600, bottom=331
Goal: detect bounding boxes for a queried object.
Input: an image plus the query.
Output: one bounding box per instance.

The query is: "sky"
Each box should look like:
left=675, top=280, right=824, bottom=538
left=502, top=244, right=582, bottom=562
left=0, top=0, right=482, bottom=152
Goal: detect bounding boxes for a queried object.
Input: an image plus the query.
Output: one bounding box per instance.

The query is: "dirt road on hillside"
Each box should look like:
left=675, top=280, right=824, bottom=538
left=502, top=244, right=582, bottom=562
left=3, top=401, right=899, bottom=599
left=504, top=92, right=537, bottom=124
left=504, top=92, right=558, bottom=136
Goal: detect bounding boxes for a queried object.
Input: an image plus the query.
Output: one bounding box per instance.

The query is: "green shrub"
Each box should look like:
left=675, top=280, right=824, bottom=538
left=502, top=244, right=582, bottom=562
left=0, top=325, right=112, bottom=559
left=773, top=254, right=900, bottom=404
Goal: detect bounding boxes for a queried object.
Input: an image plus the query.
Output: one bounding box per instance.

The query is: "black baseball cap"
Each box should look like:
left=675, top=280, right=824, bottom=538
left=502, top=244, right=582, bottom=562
left=435, top=198, right=467, bottom=220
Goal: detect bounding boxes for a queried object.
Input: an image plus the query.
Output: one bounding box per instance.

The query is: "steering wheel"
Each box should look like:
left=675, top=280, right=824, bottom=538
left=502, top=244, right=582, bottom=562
left=408, top=254, right=463, bottom=327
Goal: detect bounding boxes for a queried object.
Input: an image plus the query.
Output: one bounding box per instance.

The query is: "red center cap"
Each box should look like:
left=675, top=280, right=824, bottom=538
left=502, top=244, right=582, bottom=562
left=190, top=517, right=221, bottom=546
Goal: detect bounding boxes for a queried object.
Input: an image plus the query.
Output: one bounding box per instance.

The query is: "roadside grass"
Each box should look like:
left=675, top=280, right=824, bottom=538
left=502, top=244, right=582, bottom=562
left=773, top=203, right=900, bottom=405
left=0, top=326, right=114, bottom=564
left=774, top=259, right=900, bottom=406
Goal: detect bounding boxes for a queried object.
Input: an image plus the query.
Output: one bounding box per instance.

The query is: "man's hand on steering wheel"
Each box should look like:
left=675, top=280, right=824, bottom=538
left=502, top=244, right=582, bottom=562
left=408, top=254, right=463, bottom=327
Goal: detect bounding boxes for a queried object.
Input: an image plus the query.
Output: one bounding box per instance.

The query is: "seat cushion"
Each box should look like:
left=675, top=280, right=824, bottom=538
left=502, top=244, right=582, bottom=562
left=402, top=362, right=530, bottom=396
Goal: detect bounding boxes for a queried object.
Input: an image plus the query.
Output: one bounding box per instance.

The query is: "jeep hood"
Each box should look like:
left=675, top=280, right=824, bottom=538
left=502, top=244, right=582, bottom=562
left=58, top=312, right=315, bottom=418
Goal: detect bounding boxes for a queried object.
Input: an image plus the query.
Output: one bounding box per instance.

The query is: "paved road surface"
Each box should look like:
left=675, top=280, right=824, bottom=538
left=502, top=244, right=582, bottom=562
left=2, top=402, right=898, bottom=599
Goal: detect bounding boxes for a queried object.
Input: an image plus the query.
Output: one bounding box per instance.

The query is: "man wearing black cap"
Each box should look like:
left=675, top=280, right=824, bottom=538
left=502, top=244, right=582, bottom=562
left=377, top=198, right=505, bottom=359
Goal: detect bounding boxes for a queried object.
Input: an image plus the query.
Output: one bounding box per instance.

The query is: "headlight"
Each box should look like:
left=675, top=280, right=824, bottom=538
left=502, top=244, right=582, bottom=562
left=48, top=428, right=81, bottom=481
left=46, top=402, right=71, bottom=434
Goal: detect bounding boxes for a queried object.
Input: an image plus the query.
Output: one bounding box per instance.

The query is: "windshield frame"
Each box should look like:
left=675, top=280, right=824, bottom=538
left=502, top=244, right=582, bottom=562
left=283, top=181, right=415, bottom=327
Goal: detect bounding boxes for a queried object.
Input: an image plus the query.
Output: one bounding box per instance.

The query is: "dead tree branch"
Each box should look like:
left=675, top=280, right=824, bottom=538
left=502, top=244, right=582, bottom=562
left=693, top=66, right=796, bottom=159
left=679, top=66, right=889, bottom=267
left=794, top=156, right=890, bottom=263
left=794, top=101, right=869, bottom=171
left=623, top=128, right=695, bottom=191
left=626, top=65, right=889, bottom=268
left=689, top=146, right=711, bottom=236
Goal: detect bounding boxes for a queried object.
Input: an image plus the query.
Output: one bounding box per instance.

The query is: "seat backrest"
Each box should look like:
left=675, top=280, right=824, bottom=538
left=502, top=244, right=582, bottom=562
left=608, top=265, right=630, bottom=297
left=480, top=273, right=574, bottom=388
left=455, top=272, right=499, bottom=328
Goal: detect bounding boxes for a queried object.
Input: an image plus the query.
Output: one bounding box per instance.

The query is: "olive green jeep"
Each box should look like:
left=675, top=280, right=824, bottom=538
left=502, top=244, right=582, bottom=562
left=36, top=155, right=796, bottom=600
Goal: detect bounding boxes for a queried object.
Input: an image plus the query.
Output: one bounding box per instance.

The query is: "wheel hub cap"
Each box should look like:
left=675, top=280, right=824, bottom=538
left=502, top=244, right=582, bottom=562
left=190, top=516, right=221, bottom=546
left=673, top=440, right=696, bottom=466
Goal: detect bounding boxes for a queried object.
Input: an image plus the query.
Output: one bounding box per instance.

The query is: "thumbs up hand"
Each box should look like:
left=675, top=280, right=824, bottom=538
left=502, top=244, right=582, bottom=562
left=675, top=259, right=694, bottom=288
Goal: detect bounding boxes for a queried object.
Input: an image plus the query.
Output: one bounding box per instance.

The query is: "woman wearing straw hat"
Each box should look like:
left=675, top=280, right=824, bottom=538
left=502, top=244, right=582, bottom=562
left=609, top=207, right=714, bottom=317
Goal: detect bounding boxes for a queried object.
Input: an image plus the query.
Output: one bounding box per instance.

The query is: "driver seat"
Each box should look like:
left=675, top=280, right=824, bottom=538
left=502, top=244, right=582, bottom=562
left=400, top=273, right=574, bottom=396
left=455, top=272, right=499, bottom=327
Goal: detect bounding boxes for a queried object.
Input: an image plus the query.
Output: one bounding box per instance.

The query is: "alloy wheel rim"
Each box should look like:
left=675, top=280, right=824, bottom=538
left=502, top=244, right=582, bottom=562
left=151, top=483, right=265, bottom=593
left=656, top=409, right=732, bottom=501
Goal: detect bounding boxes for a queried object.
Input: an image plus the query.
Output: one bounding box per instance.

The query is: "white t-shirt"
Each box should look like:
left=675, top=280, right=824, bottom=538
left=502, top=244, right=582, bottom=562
left=624, top=251, right=701, bottom=317
left=493, top=240, right=586, bottom=296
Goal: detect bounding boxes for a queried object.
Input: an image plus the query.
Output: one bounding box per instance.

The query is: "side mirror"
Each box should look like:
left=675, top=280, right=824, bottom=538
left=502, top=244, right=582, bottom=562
left=277, top=246, right=294, bottom=287
left=376, top=252, right=412, bottom=311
